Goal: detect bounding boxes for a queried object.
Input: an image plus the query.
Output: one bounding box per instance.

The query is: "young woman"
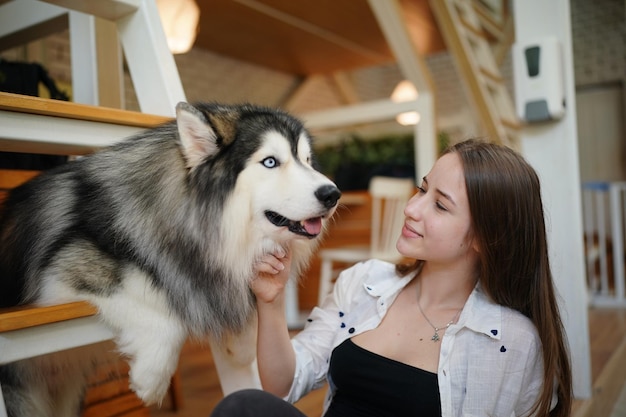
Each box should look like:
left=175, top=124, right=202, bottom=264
left=211, top=139, right=572, bottom=416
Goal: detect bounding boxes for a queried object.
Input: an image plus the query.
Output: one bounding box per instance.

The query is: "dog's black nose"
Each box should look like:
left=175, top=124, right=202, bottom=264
left=315, top=184, right=342, bottom=209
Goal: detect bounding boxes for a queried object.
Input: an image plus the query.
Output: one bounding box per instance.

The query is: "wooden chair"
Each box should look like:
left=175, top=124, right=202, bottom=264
left=317, top=176, right=415, bottom=305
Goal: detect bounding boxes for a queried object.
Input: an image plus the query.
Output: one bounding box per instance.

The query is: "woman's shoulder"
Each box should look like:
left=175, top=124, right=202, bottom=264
left=336, top=259, right=398, bottom=286
left=499, top=305, right=541, bottom=346
left=469, top=287, right=540, bottom=346
left=332, top=259, right=401, bottom=300
left=354, top=258, right=397, bottom=275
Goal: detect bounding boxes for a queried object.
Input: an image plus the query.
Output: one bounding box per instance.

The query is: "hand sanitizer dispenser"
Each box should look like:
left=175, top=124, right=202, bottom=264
left=513, top=37, right=565, bottom=123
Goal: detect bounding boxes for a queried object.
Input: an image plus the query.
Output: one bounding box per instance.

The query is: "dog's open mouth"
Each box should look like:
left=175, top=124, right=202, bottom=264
left=265, top=211, right=323, bottom=238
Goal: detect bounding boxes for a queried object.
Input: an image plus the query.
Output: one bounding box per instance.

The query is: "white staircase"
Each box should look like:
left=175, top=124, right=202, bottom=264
left=430, top=0, right=519, bottom=147
left=0, top=0, right=185, bottom=115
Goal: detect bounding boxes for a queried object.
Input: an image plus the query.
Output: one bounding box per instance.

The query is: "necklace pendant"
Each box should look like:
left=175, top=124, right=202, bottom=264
left=431, top=331, right=440, bottom=342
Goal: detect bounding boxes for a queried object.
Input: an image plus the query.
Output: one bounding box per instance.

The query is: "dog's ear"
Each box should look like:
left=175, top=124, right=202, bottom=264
left=206, top=110, right=240, bottom=147
left=176, top=102, right=221, bottom=169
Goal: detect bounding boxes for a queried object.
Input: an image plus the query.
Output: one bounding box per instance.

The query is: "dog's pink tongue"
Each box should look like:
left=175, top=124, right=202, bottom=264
left=303, top=218, right=322, bottom=235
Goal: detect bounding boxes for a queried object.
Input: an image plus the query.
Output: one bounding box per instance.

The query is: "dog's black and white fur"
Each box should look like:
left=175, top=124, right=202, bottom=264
left=0, top=102, right=340, bottom=416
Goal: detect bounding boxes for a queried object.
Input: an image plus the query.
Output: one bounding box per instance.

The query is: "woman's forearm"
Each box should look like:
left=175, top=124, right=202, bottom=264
left=256, top=293, right=296, bottom=397
left=251, top=250, right=297, bottom=397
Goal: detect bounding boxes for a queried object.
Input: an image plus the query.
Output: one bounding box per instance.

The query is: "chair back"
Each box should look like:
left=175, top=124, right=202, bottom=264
left=368, top=176, right=415, bottom=262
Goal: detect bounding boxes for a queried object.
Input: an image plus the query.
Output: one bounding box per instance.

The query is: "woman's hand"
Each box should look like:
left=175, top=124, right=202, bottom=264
left=251, top=249, right=292, bottom=304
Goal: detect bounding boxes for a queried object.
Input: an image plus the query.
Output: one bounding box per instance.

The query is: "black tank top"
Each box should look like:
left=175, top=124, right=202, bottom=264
left=325, top=338, right=442, bottom=417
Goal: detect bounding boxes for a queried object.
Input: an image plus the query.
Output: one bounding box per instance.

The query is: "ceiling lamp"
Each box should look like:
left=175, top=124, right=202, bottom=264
left=391, top=80, right=420, bottom=126
left=156, top=0, right=200, bottom=54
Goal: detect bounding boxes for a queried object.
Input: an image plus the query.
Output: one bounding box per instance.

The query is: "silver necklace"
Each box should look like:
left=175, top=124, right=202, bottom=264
left=416, top=288, right=462, bottom=342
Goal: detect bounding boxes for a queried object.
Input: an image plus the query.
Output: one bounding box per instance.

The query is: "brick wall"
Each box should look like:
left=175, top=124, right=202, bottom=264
left=124, top=47, right=298, bottom=112
left=571, top=0, right=625, bottom=87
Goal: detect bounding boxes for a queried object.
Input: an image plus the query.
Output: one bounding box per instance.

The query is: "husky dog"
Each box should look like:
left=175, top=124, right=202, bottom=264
left=0, top=102, right=341, bottom=416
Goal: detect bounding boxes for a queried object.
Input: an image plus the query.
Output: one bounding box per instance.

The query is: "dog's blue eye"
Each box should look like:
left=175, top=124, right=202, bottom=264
left=262, top=157, right=278, bottom=168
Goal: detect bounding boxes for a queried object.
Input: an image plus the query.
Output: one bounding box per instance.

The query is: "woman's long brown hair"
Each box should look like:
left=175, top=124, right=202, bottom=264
left=397, top=139, right=572, bottom=416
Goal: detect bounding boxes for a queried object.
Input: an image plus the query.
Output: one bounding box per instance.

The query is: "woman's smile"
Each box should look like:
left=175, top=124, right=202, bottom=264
left=401, top=223, right=421, bottom=238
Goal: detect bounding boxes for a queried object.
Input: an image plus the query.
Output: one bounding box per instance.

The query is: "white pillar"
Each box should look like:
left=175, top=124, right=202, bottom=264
left=69, top=11, right=99, bottom=105
left=512, top=0, right=591, bottom=399
left=116, top=0, right=186, bottom=116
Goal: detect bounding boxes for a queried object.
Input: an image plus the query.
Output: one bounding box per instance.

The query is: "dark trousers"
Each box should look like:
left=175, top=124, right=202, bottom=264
left=210, top=389, right=307, bottom=417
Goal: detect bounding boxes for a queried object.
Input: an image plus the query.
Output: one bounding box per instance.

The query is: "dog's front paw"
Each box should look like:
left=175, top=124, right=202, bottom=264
left=128, top=362, right=172, bottom=406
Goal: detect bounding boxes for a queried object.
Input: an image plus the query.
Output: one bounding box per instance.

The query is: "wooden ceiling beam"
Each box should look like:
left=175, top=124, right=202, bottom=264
left=194, top=0, right=445, bottom=75
left=367, top=0, right=434, bottom=94
left=233, top=0, right=388, bottom=62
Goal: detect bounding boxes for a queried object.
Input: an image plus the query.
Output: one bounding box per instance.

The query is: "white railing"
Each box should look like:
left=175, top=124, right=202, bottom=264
left=582, top=181, right=626, bottom=307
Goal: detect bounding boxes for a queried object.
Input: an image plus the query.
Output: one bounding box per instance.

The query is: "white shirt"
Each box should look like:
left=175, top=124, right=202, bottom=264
left=286, top=259, right=552, bottom=416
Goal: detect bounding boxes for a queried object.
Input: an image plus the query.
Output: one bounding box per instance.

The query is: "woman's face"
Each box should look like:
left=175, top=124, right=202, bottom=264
left=396, top=152, right=477, bottom=266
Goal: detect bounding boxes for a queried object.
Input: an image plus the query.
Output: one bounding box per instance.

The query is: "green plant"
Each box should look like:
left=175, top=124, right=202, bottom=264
left=315, top=133, right=415, bottom=178
left=313, top=133, right=415, bottom=190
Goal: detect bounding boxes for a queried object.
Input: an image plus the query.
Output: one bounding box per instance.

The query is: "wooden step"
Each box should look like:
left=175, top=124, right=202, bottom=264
left=0, top=168, right=40, bottom=204
left=0, top=169, right=40, bottom=189
left=459, top=16, right=486, bottom=39
left=0, top=92, right=172, bottom=155
left=0, top=92, right=170, bottom=127
left=472, top=0, right=506, bottom=41
left=460, top=27, right=501, bottom=75
left=0, top=301, right=97, bottom=332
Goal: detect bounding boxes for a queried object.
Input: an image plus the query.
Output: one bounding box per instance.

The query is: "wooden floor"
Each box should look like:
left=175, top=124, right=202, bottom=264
left=150, top=334, right=328, bottom=417
left=571, top=307, right=626, bottom=417
left=150, top=307, right=626, bottom=417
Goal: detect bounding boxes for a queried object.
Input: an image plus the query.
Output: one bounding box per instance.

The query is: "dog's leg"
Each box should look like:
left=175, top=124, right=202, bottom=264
left=40, top=250, right=187, bottom=406
left=1, top=361, right=53, bottom=417
left=41, top=349, right=97, bottom=417
left=2, top=345, right=106, bottom=417
left=117, top=318, right=186, bottom=406
left=91, top=269, right=187, bottom=406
